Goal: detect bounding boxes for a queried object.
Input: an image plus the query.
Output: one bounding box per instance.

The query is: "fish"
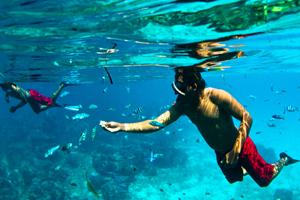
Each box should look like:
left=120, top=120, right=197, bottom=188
left=59, top=91, right=70, bottom=98
left=249, top=95, right=257, bottom=100
left=150, top=151, right=155, bottom=162
left=267, top=122, right=276, bottom=127
left=103, top=87, right=108, bottom=93
left=53, top=61, right=60, bottom=66
left=272, top=114, right=284, bottom=120
left=70, top=182, right=77, bottom=187
left=134, top=107, right=142, bottom=114
left=60, top=143, right=72, bottom=153
left=65, top=105, right=83, bottom=112
left=160, top=104, right=171, bottom=111
left=88, top=104, right=98, bottom=109
left=286, top=105, right=298, bottom=112
left=44, top=145, right=60, bottom=158
left=79, top=129, right=88, bottom=145
left=125, top=104, right=131, bottom=109
left=91, top=126, right=97, bottom=141
left=72, top=113, right=90, bottom=120
left=149, top=150, right=164, bottom=162
left=85, top=172, right=100, bottom=199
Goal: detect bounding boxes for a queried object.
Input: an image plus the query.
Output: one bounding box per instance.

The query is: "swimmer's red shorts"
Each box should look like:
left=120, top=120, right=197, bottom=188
left=216, top=137, right=275, bottom=186
left=29, top=89, right=53, bottom=106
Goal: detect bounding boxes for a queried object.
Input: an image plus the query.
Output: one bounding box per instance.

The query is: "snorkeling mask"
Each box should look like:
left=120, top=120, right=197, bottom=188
left=172, top=67, right=204, bottom=96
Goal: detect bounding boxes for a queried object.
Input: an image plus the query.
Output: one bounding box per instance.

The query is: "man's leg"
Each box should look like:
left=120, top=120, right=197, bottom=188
left=272, top=152, right=299, bottom=180
left=240, top=137, right=297, bottom=187
left=51, top=82, right=65, bottom=102
left=216, top=152, right=244, bottom=183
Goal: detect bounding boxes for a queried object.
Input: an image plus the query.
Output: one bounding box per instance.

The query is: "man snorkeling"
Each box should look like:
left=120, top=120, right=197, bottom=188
left=0, top=82, right=68, bottom=113
left=100, top=67, right=299, bottom=187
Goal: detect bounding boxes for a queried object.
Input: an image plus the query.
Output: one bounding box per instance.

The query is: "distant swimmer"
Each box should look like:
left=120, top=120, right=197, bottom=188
left=100, top=67, right=299, bottom=187
left=0, top=82, right=69, bottom=113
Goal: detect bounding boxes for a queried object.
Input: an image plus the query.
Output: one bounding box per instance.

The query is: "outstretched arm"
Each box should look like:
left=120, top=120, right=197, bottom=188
left=210, top=89, right=252, bottom=165
left=100, top=104, right=182, bottom=134
left=5, top=92, right=10, bottom=102
left=10, top=100, right=27, bottom=113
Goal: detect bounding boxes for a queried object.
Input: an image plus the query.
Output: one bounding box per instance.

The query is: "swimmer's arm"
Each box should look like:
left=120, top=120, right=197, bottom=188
left=210, top=89, right=252, bottom=166
left=210, top=89, right=253, bottom=146
left=101, top=105, right=182, bottom=133
left=5, top=91, right=15, bottom=102
left=10, top=100, right=27, bottom=112
left=5, top=92, right=10, bottom=102
left=211, top=89, right=253, bottom=139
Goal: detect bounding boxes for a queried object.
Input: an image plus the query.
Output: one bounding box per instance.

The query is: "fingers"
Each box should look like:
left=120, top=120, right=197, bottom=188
left=99, top=120, right=107, bottom=127
left=99, top=121, right=113, bottom=128
left=221, top=152, right=238, bottom=167
left=227, top=153, right=234, bottom=164
left=99, top=121, right=119, bottom=133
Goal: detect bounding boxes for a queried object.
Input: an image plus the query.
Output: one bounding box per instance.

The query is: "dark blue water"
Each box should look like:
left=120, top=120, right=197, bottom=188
left=1, top=0, right=300, bottom=199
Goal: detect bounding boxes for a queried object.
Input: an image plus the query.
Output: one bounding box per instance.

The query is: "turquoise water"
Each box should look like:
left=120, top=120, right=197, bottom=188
left=1, top=0, right=300, bottom=199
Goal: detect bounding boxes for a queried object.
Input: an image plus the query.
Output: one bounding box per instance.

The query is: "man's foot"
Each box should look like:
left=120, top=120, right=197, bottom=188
left=60, top=81, right=78, bottom=87
left=280, top=152, right=300, bottom=166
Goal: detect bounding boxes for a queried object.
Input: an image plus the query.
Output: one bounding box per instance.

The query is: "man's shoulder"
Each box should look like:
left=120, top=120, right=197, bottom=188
left=204, top=87, right=222, bottom=96
left=205, top=87, right=232, bottom=103
left=205, top=87, right=228, bottom=94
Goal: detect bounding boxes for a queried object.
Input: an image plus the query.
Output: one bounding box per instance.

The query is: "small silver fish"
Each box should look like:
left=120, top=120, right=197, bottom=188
left=91, top=126, right=97, bottom=141
left=72, top=113, right=90, bottom=120
left=149, top=150, right=163, bottom=162
left=65, top=105, right=83, bottom=112
left=286, top=105, right=298, bottom=112
left=79, top=129, right=88, bottom=145
left=59, top=91, right=70, bottom=98
left=44, top=145, right=60, bottom=158
left=88, top=104, right=98, bottom=110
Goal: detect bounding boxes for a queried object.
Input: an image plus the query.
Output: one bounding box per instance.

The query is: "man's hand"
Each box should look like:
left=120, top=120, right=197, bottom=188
left=221, top=139, right=242, bottom=168
left=9, top=106, right=16, bottom=113
left=99, top=121, right=124, bottom=133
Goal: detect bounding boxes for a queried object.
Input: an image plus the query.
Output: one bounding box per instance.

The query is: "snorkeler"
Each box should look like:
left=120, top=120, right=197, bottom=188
left=0, top=82, right=68, bottom=113
left=100, top=67, right=299, bottom=187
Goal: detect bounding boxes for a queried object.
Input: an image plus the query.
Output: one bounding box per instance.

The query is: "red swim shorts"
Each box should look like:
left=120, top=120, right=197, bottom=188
left=29, top=89, right=53, bottom=106
left=216, top=137, right=275, bottom=187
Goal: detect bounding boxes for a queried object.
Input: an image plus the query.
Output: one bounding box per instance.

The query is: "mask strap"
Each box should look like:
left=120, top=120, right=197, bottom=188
left=172, top=81, right=186, bottom=96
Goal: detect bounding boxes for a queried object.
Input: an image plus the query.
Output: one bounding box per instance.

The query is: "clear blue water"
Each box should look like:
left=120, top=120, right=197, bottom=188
left=0, top=0, right=300, bottom=199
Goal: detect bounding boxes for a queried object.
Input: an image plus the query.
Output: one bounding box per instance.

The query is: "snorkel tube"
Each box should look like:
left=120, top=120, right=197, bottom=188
left=172, top=81, right=186, bottom=96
